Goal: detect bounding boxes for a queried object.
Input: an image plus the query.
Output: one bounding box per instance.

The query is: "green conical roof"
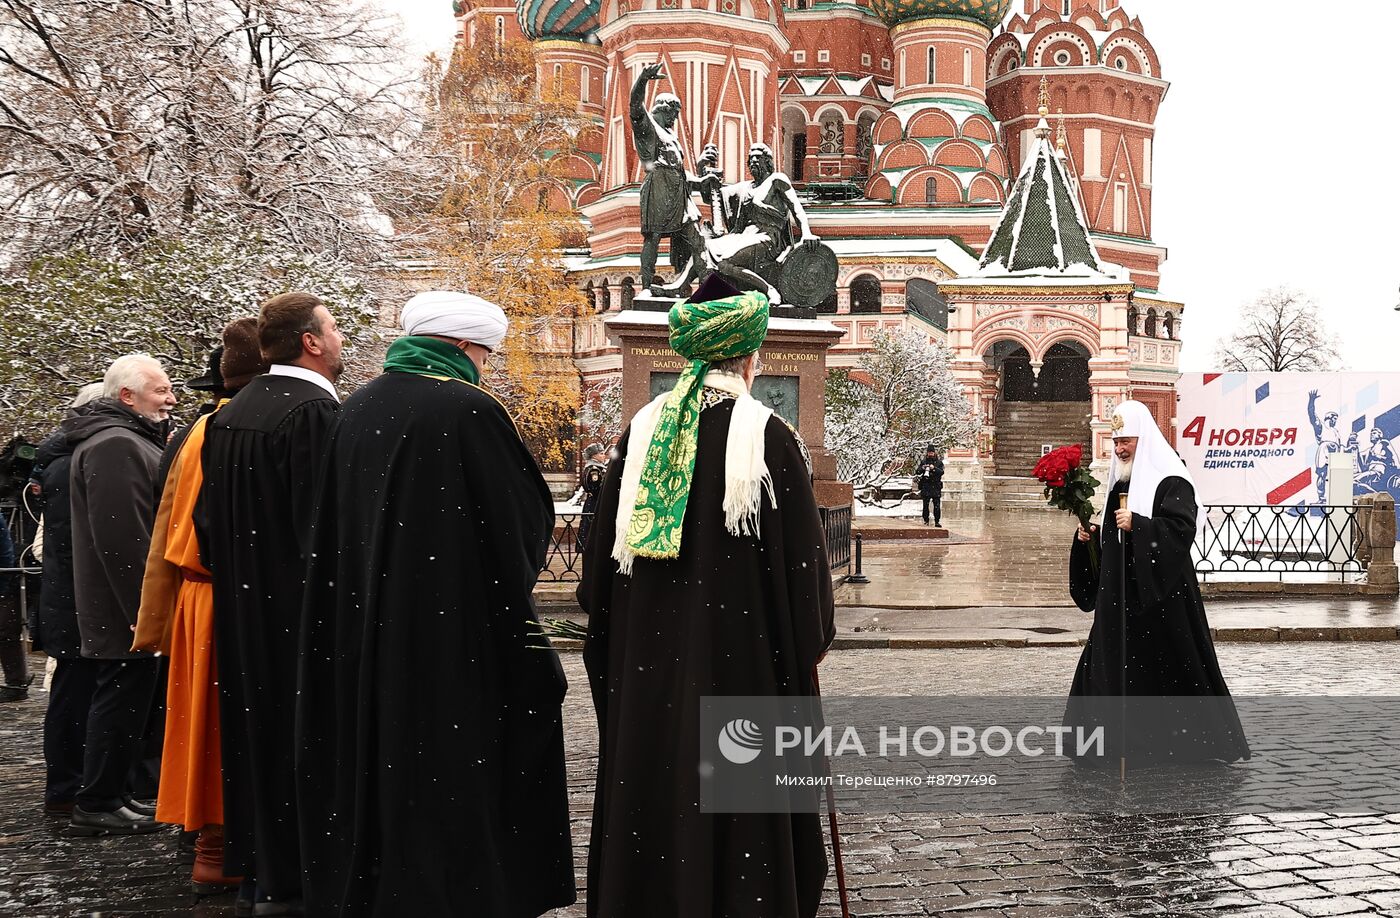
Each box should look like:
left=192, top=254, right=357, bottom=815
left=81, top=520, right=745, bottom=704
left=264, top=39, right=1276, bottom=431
left=979, top=119, right=1103, bottom=277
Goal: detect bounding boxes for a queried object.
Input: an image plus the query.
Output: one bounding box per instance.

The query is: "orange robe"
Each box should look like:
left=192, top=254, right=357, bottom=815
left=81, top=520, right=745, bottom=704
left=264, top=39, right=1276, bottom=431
left=133, top=412, right=222, bottom=830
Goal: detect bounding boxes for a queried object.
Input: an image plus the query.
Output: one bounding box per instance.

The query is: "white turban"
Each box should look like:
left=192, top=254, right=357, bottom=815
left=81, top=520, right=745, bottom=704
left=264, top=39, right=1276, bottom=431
left=1103, top=400, right=1206, bottom=538
left=400, top=291, right=509, bottom=350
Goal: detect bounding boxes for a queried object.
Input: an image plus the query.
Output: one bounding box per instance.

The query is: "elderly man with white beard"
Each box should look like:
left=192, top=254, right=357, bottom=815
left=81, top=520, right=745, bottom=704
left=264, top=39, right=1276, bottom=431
left=1066, top=400, right=1250, bottom=765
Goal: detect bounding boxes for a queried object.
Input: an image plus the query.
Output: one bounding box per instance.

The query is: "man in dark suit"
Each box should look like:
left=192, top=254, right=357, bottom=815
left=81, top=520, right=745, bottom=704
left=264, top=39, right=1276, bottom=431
left=199, top=292, right=344, bottom=916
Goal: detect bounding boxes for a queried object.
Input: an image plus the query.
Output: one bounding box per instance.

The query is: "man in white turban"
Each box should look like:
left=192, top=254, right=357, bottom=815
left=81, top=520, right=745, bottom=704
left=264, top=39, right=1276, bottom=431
left=1066, top=400, right=1250, bottom=765
left=399, top=290, right=509, bottom=353
left=295, top=290, right=576, bottom=915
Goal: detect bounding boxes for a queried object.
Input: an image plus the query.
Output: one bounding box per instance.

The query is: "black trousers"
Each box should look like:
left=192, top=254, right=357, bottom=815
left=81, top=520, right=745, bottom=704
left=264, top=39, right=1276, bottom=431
left=44, top=656, right=100, bottom=804
left=0, top=594, right=28, bottom=687
left=76, top=657, right=159, bottom=812
left=921, top=493, right=942, bottom=524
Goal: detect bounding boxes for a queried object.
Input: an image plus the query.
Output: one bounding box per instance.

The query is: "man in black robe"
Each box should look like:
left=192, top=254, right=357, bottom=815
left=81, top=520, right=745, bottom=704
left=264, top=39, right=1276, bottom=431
left=199, top=292, right=345, bottom=914
left=1067, top=400, right=1249, bottom=764
left=578, top=276, right=836, bottom=918
left=296, top=290, right=575, bottom=918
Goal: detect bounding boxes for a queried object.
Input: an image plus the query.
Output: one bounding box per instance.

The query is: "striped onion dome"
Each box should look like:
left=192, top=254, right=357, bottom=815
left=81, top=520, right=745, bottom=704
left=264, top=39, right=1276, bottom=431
left=516, top=0, right=600, bottom=41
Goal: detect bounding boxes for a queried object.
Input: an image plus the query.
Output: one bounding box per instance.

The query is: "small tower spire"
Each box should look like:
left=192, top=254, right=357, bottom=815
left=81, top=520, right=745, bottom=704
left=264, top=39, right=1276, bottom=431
left=1034, top=76, right=1052, bottom=140
left=1055, top=108, right=1068, bottom=158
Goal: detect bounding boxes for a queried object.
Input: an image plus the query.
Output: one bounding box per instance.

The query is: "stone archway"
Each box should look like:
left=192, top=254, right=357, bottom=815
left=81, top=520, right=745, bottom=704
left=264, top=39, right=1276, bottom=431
left=986, top=339, right=1092, bottom=476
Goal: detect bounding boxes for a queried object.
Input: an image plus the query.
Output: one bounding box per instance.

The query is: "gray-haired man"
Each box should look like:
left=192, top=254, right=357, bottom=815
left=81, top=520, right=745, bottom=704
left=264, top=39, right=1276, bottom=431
left=67, top=354, right=176, bottom=835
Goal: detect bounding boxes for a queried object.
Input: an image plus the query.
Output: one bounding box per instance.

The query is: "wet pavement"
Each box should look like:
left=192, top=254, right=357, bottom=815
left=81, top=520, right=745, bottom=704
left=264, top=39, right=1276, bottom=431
left=832, top=509, right=1400, bottom=646
left=3, top=644, right=1400, bottom=916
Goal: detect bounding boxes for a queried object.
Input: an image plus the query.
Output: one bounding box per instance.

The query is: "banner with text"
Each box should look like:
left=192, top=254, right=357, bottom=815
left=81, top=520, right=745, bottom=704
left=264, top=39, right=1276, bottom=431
left=1177, top=372, right=1400, bottom=518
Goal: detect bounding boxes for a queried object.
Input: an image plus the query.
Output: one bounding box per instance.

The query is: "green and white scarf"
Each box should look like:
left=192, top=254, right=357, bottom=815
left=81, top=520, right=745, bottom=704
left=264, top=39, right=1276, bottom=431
left=612, top=290, right=773, bottom=573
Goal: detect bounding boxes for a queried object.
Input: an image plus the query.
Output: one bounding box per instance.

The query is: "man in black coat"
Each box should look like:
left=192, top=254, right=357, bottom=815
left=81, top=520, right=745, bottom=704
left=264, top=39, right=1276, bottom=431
left=67, top=355, right=177, bottom=835
left=198, top=292, right=344, bottom=915
left=578, top=279, right=835, bottom=918
left=31, top=384, right=104, bottom=814
left=1067, top=400, right=1248, bottom=764
left=297, top=290, right=574, bottom=918
left=915, top=444, right=945, bottom=526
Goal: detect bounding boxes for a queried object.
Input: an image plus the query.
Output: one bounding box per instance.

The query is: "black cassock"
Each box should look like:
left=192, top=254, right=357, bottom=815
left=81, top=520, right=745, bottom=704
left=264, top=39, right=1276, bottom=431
left=578, top=400, right=836, bottom=918
left=199, top=374, right=339, bottom=899
left=1067, top=476, right=1250, bottom=763
left=296, top=372, right=575, bottom=918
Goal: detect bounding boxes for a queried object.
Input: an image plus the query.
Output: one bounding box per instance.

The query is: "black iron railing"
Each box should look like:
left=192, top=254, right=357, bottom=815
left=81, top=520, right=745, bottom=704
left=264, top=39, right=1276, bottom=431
left=821, top=504, right=852, bottom=573
left=1194, top=504, right=1370, bottom=580
left=542, top=506, right=855, bottom=583
left=1, top=499, right=41, bottom=629
left=540, top=511, right=590, bottom=583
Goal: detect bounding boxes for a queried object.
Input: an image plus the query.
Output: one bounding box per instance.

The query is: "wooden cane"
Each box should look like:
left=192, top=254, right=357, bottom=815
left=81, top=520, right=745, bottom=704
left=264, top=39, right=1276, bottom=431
left=1119, top=492, right=1129, bottom=784
left=812, top=669, right=851, bottom=918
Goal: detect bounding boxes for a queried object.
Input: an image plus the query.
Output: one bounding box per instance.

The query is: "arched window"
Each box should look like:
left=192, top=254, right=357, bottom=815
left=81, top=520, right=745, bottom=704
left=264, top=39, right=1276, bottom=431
left=850, top=275, right=883, bottom=314
left=1144, top=308, right=1158, bottom=338
left=600, top=285, right=612, bottom=314
left=1163, top=311, right=1175, bottom=340
left=552, top=63, right=563, bottom=94
left=963, top=48, right=972, bottom=86
left=620, top=278, right=635, bottom=310
left=926, top=46, right=937, bottom=84
left=1127, top=305, right=1139, bottom=335
left=536, top=187, right=549, bottom=211
left=925, top=175, right=938, bottom=203
left=495, top=15, right=505, bottom=47
left=580, top=65, right=590, bottom=103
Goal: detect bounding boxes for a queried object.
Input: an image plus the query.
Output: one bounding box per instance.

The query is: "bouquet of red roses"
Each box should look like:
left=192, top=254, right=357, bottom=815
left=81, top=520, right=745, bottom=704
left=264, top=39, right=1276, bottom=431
left=1032, top=444, right=1101, bottom=574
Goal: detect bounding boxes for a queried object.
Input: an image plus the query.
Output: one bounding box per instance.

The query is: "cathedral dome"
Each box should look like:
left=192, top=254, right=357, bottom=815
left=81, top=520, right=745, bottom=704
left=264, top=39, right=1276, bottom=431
left=870, top=0, right=1011, bottom=29
left=516, top=0, right=601, bottom=41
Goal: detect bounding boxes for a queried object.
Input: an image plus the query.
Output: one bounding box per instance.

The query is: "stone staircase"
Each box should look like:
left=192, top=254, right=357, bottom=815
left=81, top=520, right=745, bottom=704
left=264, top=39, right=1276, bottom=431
left=986, top=401, right=1092, bottom=510
left=983, top=475, right=1053, bottom=510
left=993, top=401, right=1092, bottom=477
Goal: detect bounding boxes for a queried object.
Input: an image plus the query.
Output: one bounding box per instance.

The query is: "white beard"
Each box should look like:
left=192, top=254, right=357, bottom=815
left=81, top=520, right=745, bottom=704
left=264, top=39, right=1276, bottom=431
left=1117, top=459, right=1133, bottom=483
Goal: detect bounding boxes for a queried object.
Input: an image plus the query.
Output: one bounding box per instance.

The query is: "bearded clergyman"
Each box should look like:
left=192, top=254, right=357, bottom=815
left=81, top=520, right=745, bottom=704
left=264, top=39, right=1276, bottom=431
left=1067, top=400, right=1249, bottom=764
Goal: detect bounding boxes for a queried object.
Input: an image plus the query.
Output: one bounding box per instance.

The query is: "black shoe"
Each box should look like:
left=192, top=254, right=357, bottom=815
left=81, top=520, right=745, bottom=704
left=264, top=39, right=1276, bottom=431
left=67, top=804, right=163, bottom=836
left=234, top=880, right=256, bottom=917
left=123, top=797, right=158, bottom=818
left=0, top=683, right=29, bottom=703
left=43, top=799, right=74, bottom=817
left=178, top=828, right=198, bottom=864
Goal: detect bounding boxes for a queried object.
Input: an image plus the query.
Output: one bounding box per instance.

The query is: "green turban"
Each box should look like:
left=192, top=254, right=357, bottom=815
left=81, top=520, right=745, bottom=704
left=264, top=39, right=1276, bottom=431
left=626, top=288, right=770, bottom=561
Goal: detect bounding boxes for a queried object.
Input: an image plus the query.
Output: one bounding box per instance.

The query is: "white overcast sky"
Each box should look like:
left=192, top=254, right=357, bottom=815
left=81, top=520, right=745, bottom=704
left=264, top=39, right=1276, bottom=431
left=384, top=0, right=1400, bottom=372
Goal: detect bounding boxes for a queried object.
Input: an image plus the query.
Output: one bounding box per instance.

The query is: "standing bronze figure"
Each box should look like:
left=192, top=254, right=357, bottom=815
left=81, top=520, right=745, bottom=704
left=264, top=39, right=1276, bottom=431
left=630, top=63, right=711, bottom=296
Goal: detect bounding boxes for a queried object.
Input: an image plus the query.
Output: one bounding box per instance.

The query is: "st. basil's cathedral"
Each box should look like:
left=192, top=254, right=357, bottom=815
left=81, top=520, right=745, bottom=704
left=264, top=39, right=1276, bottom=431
left=452, top=0, right=1182, bottom=504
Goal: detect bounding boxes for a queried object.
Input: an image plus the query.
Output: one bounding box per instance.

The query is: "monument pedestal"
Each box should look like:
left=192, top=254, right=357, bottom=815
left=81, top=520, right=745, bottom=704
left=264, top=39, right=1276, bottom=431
left=604, top=308, right=850, bottom=510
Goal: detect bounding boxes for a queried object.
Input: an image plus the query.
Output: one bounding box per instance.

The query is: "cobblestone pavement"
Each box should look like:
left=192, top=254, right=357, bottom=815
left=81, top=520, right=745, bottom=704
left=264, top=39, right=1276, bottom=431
left=3, top=645, right=1399, bottom=917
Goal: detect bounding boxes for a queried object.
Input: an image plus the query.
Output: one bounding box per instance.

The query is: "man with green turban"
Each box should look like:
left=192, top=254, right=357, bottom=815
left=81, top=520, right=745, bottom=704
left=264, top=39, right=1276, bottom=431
left=579, top=275, right=836, bottom=918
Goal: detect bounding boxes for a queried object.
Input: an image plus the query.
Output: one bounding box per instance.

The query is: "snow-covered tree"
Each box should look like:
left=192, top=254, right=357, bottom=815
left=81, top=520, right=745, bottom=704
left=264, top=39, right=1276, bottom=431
left=0, top=0, right=416, bottom=264
left=825, top=329, right=980, bottom=495
left=0, top=216, right=378, bottom=436
left=578, top=375, right=624, bottom=450
left=1214, top=287, right=1342, bottom=372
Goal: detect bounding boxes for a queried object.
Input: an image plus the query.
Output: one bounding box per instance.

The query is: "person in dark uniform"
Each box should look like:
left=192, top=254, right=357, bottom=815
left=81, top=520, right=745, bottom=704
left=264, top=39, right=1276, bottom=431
left=915, top=444, right=945, bottom=526
left=577, top=444, right=608, bottom=551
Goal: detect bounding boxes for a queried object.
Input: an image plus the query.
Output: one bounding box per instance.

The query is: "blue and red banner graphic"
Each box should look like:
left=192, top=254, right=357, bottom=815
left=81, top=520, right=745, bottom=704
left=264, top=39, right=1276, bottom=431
left=1177, top=373, right=1400, bottom=520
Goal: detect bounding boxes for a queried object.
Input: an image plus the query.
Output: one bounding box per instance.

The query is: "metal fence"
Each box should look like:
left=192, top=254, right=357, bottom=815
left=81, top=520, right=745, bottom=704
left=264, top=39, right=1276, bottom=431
left=1, top=498, right=42, bottom=628
left=821, top=504, right=852, bottom=573
left=540, top=511, right=589, bottom=583
left=542, top=506, right=855, bottom=583
left=1194, top=504, right=1369, bottom=581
